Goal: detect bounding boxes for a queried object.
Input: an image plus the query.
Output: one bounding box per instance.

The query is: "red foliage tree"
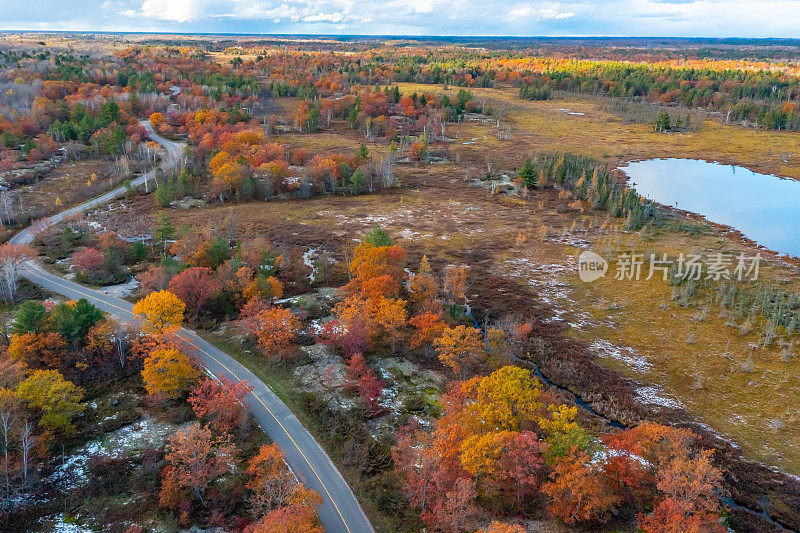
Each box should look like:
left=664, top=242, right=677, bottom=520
left=188, top=377, right=253, bottom=435
left=427, top=477, right=480, bottom=533
left=317, top=319, right=371, bottom=357
left=137, top=265, right=169, bottom=294
left=72, top=248, right=104, bottom=275
left=493, top=430, right=544, bottom=508
left=358, top=370, right=384, bottom=415
left=168, top=267, right=222, bottom=320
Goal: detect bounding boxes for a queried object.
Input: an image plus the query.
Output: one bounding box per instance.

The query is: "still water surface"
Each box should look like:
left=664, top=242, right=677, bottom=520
left=619, top=158, right=800, bottom=257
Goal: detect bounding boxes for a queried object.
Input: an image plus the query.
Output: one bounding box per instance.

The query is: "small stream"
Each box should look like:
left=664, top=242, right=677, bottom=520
left=466, top=304, right=624, bottom=428
left=528, top=361, right=626, bottom=429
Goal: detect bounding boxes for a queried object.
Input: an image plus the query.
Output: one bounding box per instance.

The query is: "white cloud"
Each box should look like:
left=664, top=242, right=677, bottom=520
left=303, top=12, right=346, bottom=23
left=2, top=0, right=800, bottom=37
left=507, top=3, right=575, bottom=23
left=138, top=0, right=214, bottom=22
left=407, top=0, right=435, bottom=14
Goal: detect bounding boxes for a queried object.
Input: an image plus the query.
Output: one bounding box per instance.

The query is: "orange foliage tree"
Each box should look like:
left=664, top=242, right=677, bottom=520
left=542, top=450, right=621, bottom=524
left=159, top=423, right=238, bottom=505
left=479, top=522, right=527, bottom=533
left=639, top=449, right=725, bottom=533
left=244, top=307, right=301, bottom=359
left=409, top=311, right=446, bottom=351
left=7, top=332, right=67, bottom=370
left=245, top=503, right=323, bottom=533
left=443, top=264, right=468, bottom=302
left=149, top=112, right=165, bottom=129
left=246, top=443, right=297, bottom=515
left=346, top=241, right=407, bottom=296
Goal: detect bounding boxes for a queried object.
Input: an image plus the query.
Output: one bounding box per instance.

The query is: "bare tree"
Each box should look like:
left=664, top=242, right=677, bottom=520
left=0, top=244, right=35, bottom=301
left=0, top=406, right=13, bottom=498
left=20, top=419, right=34, bottom=488
left=112, top=324, right=133, bottom=370
left=0, top=190, right=17, bottom=226
left=63, top=141, right=84, bottom=160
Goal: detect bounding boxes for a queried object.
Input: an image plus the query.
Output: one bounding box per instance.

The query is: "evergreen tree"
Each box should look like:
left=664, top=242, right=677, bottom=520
left=654, top=111, right=671, bottom=132
left=154, top=212, right=175, bottom=259
left=392, top=85, right=401, bottom=103
left=518, top=158, right=537, bottom=188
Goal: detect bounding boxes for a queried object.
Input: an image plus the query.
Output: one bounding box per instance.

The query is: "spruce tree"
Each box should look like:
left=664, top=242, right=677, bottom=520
left=518, top=158, right=537, bottom=188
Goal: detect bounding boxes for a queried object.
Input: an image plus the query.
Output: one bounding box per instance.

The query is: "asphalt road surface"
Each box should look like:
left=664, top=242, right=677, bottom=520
left=9, top=124, right=372, bottom=533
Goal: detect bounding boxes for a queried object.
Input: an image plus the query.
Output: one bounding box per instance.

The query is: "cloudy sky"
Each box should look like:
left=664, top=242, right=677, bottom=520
left=3, top=0, right=800, bottom=37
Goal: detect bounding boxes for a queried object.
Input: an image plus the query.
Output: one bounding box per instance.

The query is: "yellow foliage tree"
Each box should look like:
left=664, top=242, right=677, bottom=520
left=485, top=327, right=510, bottom=369
left=209, top=150, right=232, bottom=174
left=141, top=347, right=199, bottom=399
left=243, top=275, right=283, bottom=303
left=15, top=369, right=84, bottom=434
left=433, top=325, right=486, bottom=377
left=459, top=430, right=514, bottom=479
left=408, top=255, right=438, bottom=310
left=133, top=290, right=186, bottom=334
left=463, top=365, right=543, bottom=432
left=372, top=296, right=408, bottom=353
left=209, top=150, right=245, bottom=195
left=539, top=404, right=579, bottom=435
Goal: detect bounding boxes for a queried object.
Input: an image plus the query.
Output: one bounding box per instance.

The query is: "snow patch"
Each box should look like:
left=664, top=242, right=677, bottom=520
left=635, top=386, right=684, bottom=409
left=45, top=513, right=93, bottom=533
left=302, top=247, right=336, bottom=283
left=51, top=415, right=186, bottom=490
left=591, top=339, right=652, bottom=373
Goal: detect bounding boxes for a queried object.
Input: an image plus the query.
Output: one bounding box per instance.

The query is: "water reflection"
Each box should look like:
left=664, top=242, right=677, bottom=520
left=619, top=158, right=800, bottom=257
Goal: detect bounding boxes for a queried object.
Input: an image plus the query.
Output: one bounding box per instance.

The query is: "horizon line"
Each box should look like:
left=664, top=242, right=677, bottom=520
left=2, top=30, right=800, bottom=42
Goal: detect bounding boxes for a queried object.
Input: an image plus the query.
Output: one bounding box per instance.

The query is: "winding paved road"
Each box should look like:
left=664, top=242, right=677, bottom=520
left=9, top=124, right=372, bottom=533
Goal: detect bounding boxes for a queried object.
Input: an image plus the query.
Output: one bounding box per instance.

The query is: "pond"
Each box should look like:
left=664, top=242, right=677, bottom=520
left=618, top=158, right=800, bottom=258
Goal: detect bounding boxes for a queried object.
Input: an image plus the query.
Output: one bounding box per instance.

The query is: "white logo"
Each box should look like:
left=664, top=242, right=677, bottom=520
left=578, top=250, right=608, bottom=282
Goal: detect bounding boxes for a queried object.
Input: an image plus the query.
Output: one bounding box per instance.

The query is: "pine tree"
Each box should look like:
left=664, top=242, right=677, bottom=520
left=518, top=158, right=537, bottom=188
left=153, top=212, right=175, bottom=259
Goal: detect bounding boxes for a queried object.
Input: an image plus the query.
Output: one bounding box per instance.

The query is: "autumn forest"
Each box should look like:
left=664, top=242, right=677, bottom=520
left=1, top=30, right=800, bottom=533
